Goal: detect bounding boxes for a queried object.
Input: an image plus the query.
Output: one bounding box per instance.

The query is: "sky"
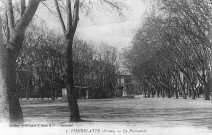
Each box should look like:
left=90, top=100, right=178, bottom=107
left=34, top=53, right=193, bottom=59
left=35, top=0, right=151, bottom=50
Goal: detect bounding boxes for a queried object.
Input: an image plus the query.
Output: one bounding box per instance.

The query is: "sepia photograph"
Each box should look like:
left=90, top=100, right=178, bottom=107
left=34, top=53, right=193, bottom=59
left=0, top=0, right=212, bottom=135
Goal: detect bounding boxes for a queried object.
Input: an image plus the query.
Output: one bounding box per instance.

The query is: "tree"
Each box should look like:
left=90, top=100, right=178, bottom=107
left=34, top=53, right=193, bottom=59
left=97, top=43, right=118, bottom=96
left=161, top=0, right=212, bottom=100
left=73, top=39, right=95, bottom=88
left=51, top=0, right=125, bottom=122
left=52, top=0, right=80, bottom=122
left=123, top=0, right=212, bottom=100
left=0, top=0, right=43, bottom=124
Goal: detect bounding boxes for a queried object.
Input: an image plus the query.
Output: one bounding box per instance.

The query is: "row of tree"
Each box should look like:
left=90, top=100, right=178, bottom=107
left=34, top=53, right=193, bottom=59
left=123, top=0, right=212, bottom=100
left=15, top=22, right=118, bottom=100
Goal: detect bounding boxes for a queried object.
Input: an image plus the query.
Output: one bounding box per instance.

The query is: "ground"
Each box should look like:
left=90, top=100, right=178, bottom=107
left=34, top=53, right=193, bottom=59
left=3, top=96, right=212, bottom=135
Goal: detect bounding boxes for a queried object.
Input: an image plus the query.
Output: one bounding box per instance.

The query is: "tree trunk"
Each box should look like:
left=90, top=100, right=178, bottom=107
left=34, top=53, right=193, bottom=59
left=156, top=89, right=160, bottom=97
left=0, top=31, right=10, bottom=124
left=205, top=81, right=211, bottom=100
left=65, top=36, right=81, bottom=122
left=188, top=88, right=192, bottom=98
left=191, top=87, right=196, bottom=100
left=182, top=85, right=187, bottom=99
left=162, top=89, right=165, bottom=98
left=55, top=89, right=57, bottom=99
left=50, top=83, right=55, bottom=100
left=147, top=90, right=150, bottom=98
left=204, top=90, right=210, bottom=100
left=167, top=88, right=171, bottom=98
left=0, top=22, right=23, bottom=124
left=26, top=88, right=29, bottom=100
left=175, top=88, right=178, bottom=99
left=40, top=89, right=43, bottom=100
left=20, top=88, right=22, bottom=100
left=7, top=56, right=24, bottom=124
left=151, top=88, right=154, bottom=98
left=144, top=90, right=146, bottom=98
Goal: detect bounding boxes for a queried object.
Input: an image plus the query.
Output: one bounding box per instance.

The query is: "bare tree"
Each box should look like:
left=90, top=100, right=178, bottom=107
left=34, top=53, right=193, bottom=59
left=51, top=0, right=125, bottom=121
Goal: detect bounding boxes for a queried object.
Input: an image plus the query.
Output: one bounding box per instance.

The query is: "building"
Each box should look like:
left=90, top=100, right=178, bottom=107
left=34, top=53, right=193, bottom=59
left=115, top=74, right=140, bottom=97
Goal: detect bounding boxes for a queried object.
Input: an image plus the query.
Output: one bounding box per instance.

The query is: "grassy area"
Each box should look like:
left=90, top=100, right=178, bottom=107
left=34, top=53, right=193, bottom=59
left=20, top=96, right=212, bottom=129
left=5, top=96, right=208, bottom=135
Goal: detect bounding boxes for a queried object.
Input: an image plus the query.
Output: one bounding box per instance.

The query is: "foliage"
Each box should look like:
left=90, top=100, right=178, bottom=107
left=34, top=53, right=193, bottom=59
left=17, top=24, right=119, bottom=99
left=123, top=0, right=212, bottom=100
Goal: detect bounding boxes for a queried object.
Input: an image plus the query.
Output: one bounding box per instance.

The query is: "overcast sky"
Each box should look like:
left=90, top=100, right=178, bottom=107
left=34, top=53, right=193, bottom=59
left=35, top=0, right=151, bottom=50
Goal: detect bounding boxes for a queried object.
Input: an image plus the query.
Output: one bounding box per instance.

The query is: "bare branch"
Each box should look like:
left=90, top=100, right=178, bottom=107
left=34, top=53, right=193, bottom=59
left=41, top=2, right=55, bottom=15
left=72, top=0, right=79, bottom=29
left=5, top=11, right=10, bottom=42
left=102, top=0, right=122, bottom=11
left=15, top=0, right=42, bottom=32
left=66, top=0, right=73, bottom=32
left=59, top=1, right=67, bottom=13
left=54, top=0, right=66, bottom=34
left=20, top=0, right=26, bottom=17
left=6, top=0, right=15, bottom=29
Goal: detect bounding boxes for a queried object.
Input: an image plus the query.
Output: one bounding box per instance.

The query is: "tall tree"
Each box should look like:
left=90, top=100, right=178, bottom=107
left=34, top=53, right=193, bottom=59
left=54, top=0, right=81, bottom=121
left=53, top=0, right=125, bottom=121
left=0, top=0, right=43, bottom=124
